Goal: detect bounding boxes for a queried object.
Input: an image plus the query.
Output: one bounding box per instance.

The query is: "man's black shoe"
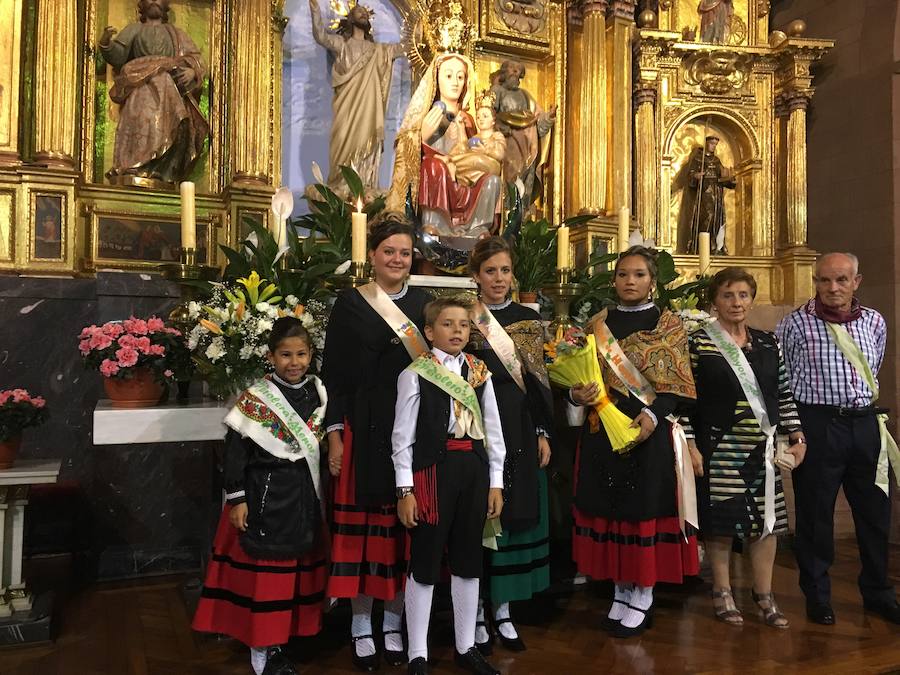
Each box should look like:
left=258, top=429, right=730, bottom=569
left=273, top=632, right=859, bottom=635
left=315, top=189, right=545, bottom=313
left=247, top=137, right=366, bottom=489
left=408, top=656, right=428, bottom=675
left=864, top=599, right=900, bottom=624
left=453, top=647, right=500, bottom=675
left=806, top=603, right=835, bottom=625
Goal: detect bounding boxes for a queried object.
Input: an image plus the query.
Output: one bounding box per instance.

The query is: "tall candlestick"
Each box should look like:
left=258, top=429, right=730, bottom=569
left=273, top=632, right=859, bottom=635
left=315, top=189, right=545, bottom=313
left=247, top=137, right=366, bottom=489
left=351, top=198, right=367, bottom=264
left=180, top=181, right=196, bottom=251
left=698, top=232, right=711, bottom=275
left=556, top=225, right=570, bottom=270
left=618, top=206, right=629, bottom=253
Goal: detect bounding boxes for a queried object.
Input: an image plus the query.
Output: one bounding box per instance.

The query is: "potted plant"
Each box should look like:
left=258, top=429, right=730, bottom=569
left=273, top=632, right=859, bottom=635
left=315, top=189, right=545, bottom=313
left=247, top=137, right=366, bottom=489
left=79, top=316, right=186, bottom=408
left=0, top=389, right=48, bottom=469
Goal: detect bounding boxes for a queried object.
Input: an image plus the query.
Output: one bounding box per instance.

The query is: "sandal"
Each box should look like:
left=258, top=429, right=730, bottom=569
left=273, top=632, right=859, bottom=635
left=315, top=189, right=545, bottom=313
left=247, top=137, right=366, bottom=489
left=752, top=590, right=790, bottom=629
left=711, top=588, right=743, bottom=626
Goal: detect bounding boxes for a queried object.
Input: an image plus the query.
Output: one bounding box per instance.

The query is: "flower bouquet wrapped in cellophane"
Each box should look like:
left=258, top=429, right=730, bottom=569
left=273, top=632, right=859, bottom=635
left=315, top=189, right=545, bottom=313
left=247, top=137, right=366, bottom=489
left=545, top=329, right=640, bottom=454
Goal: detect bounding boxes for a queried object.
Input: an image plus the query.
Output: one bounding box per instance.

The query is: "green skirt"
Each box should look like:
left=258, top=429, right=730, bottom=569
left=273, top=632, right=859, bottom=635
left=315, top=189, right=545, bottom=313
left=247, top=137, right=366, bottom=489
left=486, top=470, right=550, bottom=604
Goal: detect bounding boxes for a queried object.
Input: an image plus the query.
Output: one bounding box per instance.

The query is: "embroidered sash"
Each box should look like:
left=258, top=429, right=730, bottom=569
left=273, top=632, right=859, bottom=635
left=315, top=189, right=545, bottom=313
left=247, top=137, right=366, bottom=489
left=358, top=282, right=428, bottom=361
left=703, top=321, right=777, bottom=537
left=224, top=376, right=328, bottom=500
left=590, top=317, right=699, bottom=536
left=407, top=353, right=486, bottom=440
left=825, top=323, right=900, bottom=496
left=471, top=301, right=526, bottom=392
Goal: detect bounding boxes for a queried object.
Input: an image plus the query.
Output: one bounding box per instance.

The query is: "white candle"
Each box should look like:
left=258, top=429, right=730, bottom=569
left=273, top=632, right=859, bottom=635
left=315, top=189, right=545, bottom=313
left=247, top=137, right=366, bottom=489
left=698, top=232, right=711, bottom=275
left=351, top=198, right=367, bottom=264
left=180, top=181, right=196, bottom=250
left=556, top=225, right=569, bottom=270
left=618, top=206, right=629, bottom=253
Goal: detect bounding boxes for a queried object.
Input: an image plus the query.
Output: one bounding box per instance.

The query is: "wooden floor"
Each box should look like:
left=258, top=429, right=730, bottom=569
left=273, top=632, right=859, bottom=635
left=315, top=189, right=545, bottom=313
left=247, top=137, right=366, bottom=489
left=2, top=540, right=900, bottom=674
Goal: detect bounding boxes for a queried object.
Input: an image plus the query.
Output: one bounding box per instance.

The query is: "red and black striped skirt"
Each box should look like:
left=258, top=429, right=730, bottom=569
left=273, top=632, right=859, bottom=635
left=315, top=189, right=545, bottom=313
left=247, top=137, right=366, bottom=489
left=192, top=506, right=327, bottom=648
left=327, top=422, right=408, bottom=600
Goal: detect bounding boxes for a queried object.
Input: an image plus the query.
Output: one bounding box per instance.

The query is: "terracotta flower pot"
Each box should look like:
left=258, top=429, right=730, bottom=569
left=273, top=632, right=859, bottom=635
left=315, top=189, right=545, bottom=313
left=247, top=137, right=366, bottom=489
left=518, top=291, right=538, bottom=304
left=0, top=435, right=21, bottom=470
left=103, top=367, right=165, bottom=408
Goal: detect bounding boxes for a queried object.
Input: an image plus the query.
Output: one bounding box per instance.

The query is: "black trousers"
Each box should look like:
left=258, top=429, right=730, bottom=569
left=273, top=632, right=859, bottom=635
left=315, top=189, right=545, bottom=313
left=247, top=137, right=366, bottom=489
left=793, top=404, right=894, bottom=606
left=408, top=451, right=490, bottom=585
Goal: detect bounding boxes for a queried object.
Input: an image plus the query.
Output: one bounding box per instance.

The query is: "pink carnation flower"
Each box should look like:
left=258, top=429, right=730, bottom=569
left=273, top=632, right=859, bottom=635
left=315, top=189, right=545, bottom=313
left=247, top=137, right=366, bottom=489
left=89, top=333, right=113, bottom=351
left=103, top=323, right=125, bottom=338
left=12, top=389, right=29, bottom=403
left=0, top=391, right=9, bottom=406
left=166, top=327, right=182, bottom=336
left=134, top=336, right=152, bottom=353
left=115, top=346, right=139, bottom=368
left=123, top=318, right=149, bottom=335
left=79, top=325, right=98, bottom=339
left=31, top=396, right=46, bottom=408
left=100, top=359, right=120, bottom=377
left=117, top=334, right=137, bottom=349
left=147, top=317, right=165, bottom=333
left=148, top=345, right=165, bottom=356
left=79, top=339, right=92, bottom=355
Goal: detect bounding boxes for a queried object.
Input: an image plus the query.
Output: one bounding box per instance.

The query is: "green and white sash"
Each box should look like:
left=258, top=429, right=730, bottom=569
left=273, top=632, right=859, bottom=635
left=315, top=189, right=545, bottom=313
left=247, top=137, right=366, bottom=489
left=224, top=376, right=328, bottom=500
left=358, top=282, right=428, bottom=361
left=704, top=321, right=776, bottom=537
left=407, top=354, right=486, bottom=440
left=825, top=323, right=900, bottom=496
left=472, top=301, right=526, bottom=392
left=591, top=317, right=699, bottom=536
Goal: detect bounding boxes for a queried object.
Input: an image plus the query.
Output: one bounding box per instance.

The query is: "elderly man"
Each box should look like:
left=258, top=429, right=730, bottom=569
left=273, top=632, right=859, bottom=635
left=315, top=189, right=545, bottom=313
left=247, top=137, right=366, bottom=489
left=776, top=252, right=900, bottom=625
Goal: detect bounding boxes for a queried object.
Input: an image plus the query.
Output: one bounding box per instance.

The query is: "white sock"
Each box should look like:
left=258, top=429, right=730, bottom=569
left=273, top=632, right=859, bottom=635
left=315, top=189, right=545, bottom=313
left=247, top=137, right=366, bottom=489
left=475, top=598, right=490, bottom=644
left=494, top=602, right=518, bottom=640
left=621, top=585, right=654, bottom=629
left=351, top=594, right=376, bottom=657
left=451, top=575, right=479, bottom=654
left=250, top=646, right=268, bottom=675
left=406, top=575, right=435, bottom=662
left=608, top=583, right=633, bottom=621
left=383, top=593, right=405, bottom=652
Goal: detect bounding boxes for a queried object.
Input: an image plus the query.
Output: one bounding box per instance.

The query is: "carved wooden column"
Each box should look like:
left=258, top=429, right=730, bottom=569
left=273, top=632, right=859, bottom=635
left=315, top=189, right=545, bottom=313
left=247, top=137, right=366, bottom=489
left=33, top=0, right=78, bottom=168
left=608, top=0, right=635, bottom=215
left=575, top=0, right=608, bottom=214
left=785, top=90, right=810, bottom=247
left=0, top=0, right=23, bottom=165
left=633, top=86, right=657, bottom=239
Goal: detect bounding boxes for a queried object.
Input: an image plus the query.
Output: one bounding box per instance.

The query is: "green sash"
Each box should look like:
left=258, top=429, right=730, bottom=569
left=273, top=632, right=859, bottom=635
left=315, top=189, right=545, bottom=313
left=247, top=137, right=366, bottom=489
left=407, top=353, right=485, bottom=440
left=825, top=323, right=900, bottom=495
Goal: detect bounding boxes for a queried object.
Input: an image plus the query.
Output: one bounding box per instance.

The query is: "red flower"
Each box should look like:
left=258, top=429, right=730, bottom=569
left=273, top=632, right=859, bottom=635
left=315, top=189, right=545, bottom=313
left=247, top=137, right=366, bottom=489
left=99, top=359, right=120, bottom=377
left=115, top=347, right=139, bottom=368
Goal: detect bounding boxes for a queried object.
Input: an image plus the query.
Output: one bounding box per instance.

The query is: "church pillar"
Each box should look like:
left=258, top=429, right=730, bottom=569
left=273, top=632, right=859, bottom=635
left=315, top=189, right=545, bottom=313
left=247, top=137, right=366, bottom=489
left=0, top=0, right=23, bottom=165
left=785, top=90, right=810, bottom=247
left=633, top=86, right=656, bottom=240
left=576, top=0, right=608, bottom=214
left=228, top=0, right=286, bottom=186
left=608, top=1, right=634, bottom=216
left=33, top=0, right=78, bottom=168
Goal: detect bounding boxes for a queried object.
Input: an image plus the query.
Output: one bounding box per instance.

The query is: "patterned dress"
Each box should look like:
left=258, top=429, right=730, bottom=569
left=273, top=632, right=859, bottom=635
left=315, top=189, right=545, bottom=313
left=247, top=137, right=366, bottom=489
left=684, top=328, right=802, bottom=538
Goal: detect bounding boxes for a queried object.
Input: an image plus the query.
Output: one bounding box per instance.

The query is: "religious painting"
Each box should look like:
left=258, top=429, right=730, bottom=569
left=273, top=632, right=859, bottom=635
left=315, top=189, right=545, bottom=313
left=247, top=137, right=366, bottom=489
left=94, top=213, right=209, bottom=267
left=33, top=194, right=64, bottom=260
left=0, top=190, right=13, bottom=262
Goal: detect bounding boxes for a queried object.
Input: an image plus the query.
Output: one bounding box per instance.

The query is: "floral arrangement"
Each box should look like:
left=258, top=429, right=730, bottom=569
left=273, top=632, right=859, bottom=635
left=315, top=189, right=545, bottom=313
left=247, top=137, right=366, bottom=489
left=186, top=271, right=328, bottom=398
left=670, top=294, right=715, bottom=333
left=79, top=317, right=185, bottom=381
left=544, top=326, right=639, bottom=453
left=0, top=389, right=49, bottom=442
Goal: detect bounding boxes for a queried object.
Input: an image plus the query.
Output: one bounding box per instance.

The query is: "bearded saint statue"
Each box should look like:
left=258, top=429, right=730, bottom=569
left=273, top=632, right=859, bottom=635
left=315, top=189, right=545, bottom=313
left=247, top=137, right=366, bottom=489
left=386, top=53, right=503, bottom=240
left=310, top=0, right=405, bottom=192
left=99, top=0, right=209, bottom=186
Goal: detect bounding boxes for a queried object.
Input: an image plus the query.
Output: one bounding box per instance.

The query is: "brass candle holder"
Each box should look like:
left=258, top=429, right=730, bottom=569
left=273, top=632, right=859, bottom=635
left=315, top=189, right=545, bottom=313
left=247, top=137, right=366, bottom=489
left=160, top=248, right=219, bottom=333
left=542, top=267, right=583, bottom=336
left=332, top=260, right=371, bottom=289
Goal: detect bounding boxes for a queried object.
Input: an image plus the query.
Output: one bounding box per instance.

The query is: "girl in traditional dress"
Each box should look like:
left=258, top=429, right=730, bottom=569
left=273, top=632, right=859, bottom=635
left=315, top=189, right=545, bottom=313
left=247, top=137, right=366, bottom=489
left=570, top=246, right=699, bottom=638
left=684, top=267, right=806, bottom=628
left=322, top=214, right=431, bottom=671
left=466, top=237, right=553, bottom=653
left=193, top=317, right=328, bottom=675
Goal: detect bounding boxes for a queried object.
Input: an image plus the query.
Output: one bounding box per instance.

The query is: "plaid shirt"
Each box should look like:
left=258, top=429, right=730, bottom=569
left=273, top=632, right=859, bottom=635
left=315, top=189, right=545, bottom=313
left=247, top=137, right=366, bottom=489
left=775, top=298, right=886, bottom=408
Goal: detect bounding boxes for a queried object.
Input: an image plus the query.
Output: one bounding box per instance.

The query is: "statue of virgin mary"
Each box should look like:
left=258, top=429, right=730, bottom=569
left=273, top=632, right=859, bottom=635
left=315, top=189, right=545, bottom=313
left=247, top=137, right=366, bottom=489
left=386, top=53, right=503, bottom=241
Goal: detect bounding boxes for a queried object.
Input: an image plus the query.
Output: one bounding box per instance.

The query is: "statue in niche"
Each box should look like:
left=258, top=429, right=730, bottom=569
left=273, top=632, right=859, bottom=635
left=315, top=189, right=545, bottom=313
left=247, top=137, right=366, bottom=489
left=99, top=0, right=209, bottom=187
left=310, top=0, right=405, bottom=193
left=495, top=0, right=546, bottom=35
left=490, top=60, right=556, bottom=207
left=686, top=135, right=735, bottom=255
left=441, top=90, right=506, bottom=188
left=697, top=0, right=734, bottom=44
left=387, top=53, right=503, bottom=241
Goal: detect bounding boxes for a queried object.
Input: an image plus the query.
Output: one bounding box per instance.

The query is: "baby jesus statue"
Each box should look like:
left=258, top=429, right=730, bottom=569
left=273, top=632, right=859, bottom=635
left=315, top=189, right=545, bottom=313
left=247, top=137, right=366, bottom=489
left=437, top=90, right=507, bottom=187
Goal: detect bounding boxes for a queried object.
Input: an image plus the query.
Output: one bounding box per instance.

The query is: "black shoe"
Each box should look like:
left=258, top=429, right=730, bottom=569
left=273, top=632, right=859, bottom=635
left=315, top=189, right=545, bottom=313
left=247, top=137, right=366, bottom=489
left=493, top=617, right=526, bottom=652
left=383, top=630, right=407, bottom=667
left=474, top=619, right=493, bottom=656
left=351, top=635, right=380, bottom=672
left=263, top=646, right=297, bottom=675
left=408, top=656, right=428, bottom=675
left=806, top=602, right=835, bottom=625
left=611, top=605, right=653, bottom=639
left=453, top=647, right=500, bottom=675
left=863, top=599, right=900, bottom=624
left=600, top=600, right=628, bottom=632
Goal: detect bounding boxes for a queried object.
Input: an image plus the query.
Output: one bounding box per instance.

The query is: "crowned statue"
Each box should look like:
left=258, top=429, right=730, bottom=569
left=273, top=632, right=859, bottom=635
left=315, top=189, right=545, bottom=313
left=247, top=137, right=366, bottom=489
left=99, top=0, right=209, bottom=186
left=310, top=0, right=405, bottom=192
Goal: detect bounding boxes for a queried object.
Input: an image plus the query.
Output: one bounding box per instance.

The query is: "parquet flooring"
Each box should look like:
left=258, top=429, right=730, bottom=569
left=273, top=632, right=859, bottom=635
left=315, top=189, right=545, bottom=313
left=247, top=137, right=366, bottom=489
left=2, top=540, right=899, bottom=674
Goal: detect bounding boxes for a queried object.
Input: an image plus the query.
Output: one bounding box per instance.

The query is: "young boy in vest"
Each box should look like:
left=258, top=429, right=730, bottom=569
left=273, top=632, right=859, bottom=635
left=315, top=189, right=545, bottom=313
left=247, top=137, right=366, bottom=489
left=392, top=296, right=506, bottom=675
